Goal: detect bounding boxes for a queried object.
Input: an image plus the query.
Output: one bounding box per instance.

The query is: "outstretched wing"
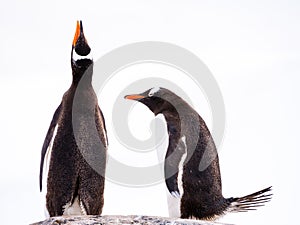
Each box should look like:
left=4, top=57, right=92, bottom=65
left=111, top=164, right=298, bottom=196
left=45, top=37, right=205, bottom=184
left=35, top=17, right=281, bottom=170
left=39, top=103, right=62, bottom=191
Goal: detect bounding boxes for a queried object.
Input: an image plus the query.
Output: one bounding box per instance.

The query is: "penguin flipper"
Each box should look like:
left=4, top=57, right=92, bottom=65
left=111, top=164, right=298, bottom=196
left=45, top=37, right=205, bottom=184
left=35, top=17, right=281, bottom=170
left=39, top=103, right=62, bottom=191
left=165, top=144, right=181, bottom=197
left=97, top=106, right=108, bottom=147
left=165, top=136, right=188, bottom=198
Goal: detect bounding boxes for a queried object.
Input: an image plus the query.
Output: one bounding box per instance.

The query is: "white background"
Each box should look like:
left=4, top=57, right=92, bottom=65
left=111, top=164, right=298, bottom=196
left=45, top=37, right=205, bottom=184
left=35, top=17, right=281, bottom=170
left=1, top=0, right=299, bottom=224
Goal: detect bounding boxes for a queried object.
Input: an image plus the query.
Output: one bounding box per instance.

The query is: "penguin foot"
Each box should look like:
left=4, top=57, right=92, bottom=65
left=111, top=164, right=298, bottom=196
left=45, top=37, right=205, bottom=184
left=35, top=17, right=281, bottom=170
left=63, top=196, right=87, bottom=215
left=171, top=191, right=181, bottom=198
left=79, top=199, right=87, bottom=215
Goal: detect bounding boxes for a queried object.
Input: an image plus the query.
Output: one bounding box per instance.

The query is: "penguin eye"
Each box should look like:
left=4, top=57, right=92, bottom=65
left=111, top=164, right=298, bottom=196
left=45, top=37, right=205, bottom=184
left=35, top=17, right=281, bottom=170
left=148, top=87, right=160, bottom=97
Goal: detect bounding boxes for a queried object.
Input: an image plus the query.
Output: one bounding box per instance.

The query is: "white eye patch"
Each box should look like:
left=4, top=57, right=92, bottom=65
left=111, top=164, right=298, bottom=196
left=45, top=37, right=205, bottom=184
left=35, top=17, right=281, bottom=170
left=148, top=87, right=160, bottom=97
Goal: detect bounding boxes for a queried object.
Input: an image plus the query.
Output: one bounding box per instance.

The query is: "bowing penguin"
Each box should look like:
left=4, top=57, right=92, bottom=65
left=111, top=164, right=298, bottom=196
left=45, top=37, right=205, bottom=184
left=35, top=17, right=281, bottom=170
left=39, top=21, right=108, bottom=217
left=125, top=87, right=272, bottom=220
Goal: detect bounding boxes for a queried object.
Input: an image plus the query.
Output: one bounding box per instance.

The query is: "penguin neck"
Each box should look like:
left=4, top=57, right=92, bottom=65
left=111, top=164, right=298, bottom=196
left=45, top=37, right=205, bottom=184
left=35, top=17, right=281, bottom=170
left=71, top=64, right=93, bottom=88
left=162, top=109, right=181, bottom=136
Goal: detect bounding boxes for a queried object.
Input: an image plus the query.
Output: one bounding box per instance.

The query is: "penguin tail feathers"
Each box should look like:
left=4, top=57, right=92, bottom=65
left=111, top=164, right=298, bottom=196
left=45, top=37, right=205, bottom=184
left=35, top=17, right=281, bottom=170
left=227, top=186, right=272, bottom=213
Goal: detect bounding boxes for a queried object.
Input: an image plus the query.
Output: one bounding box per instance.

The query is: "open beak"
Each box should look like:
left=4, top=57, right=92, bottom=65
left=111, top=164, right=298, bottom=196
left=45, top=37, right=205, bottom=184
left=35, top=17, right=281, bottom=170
left=71, top=20, right=91, bottom=60
left=124, top=94, right=146, bottom=100
left=72, top=20, right=88, bottom=47
left=72, top=21, right=81, bottom=47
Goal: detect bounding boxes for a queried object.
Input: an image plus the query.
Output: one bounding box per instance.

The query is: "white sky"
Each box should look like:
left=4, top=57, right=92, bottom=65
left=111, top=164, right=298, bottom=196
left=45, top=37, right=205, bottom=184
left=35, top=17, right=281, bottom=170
left=1, top=0, right=300, bottom=224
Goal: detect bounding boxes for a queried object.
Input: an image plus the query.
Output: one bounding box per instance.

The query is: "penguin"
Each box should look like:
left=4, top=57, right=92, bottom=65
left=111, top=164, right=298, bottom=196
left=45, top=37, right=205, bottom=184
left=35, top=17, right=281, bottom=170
left=125, top=87, right=272, bottom=220
left=39, top=21, right=108, bottom=217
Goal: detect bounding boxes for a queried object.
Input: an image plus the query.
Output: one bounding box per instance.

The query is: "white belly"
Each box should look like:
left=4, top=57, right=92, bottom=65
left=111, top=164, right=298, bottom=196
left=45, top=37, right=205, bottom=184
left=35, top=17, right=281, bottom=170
left=167, top=192, right=181, bottom=218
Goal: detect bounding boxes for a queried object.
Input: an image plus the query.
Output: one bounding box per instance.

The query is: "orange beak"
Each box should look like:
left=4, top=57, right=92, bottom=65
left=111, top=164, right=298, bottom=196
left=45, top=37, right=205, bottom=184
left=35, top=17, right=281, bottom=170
left=72, top=21, right=80, bottom=47
left=124, top=95, right=146, bottom=100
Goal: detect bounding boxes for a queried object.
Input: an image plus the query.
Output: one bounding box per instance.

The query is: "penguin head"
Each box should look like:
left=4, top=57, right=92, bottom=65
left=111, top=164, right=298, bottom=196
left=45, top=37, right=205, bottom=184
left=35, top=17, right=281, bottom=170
left=125, top=87, right=179, bottom=115
left=71, top=20, right=93, bottom=73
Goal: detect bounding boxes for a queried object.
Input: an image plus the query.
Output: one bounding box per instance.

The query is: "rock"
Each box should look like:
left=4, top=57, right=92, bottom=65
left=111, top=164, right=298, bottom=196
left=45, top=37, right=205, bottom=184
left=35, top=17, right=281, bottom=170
left=30, top=215, right=231, bottom=225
